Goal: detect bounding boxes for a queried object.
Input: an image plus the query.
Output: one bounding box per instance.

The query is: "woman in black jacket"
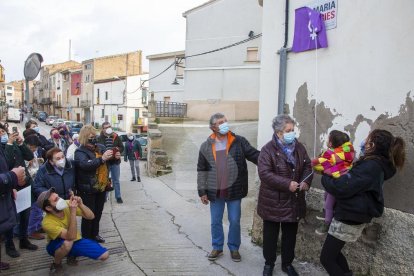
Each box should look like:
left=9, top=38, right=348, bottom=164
left=320, top=129, right=406, bottom=276
left=74, top=125, right=112, bottom=243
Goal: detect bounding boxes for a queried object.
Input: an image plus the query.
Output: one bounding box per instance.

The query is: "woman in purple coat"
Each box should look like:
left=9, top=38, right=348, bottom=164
left=257, top=115, right=313, bottom=276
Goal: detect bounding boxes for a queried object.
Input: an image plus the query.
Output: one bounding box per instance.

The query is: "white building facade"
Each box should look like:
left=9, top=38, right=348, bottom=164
left=147, top=51, right=185, bottom=103
left=5, top=85, right=14, bottom=107
left=92, top=74, right=148, bottom=133
left=183, top=0, right=263, bottom=121
left=254, top=1, right=414, bottom=274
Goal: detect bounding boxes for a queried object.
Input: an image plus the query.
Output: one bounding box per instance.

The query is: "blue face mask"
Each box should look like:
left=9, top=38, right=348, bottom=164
left=1, top=134, right=8, bottom=143
left=218, top=122, right=229, bottom=135
left=33, top=126, right=40, bottom=133
left=283, top=132, right=296, bottom=144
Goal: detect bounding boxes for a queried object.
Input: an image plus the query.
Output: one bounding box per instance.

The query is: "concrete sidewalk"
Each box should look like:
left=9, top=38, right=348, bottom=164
left=1, top=161, right=327, bottom=275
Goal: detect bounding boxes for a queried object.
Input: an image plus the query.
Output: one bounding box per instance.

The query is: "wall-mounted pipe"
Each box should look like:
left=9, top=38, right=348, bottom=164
left=277, top=0, right=290, bottom=114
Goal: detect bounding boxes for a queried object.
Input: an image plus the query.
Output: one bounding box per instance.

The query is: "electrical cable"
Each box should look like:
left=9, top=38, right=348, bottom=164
left=135, top=33, right=263, bottom=90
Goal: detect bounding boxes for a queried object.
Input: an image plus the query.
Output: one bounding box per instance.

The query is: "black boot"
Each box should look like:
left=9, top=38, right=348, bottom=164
left=137, top=176, right=141, bottom=182
left=130, top=177, right=136, bottom=181
left=281, top=264, right=298, bottom=276
left=6, top=242, right=20, bottom=258
left=19, top=238, right=38, bottom=251
left=263, top=265, right=274, bottom=276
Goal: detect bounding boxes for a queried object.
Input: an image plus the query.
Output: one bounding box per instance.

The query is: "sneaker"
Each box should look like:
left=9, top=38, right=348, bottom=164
left=0, top=262, right=10, bottom=270
left=230, top=250, right=241, bottom=262
left=207, top=249, right=223, bottom=261
left=67, top=256, right=78, bottom=266
left=315, top=223, right=330, bottom=235
left=6, top=243, right=20, bottom=258
left=315, top=215, right=325, bottom=221
left=116, top=198, right=123, bottom=204
left=29, top=232, right=45, bottom=240
left=263, top=265, right=274, bottom=276
left=137, top=176, right=141, bottom=182
left=282, top=264, right=299, bottom=276
left=50, top=262, right=63, bottom=275
left=19, top=238, right=38, bottom=250
left=130, top=177, right=136, bottom=181
left=94, top=235, right=105, bottom=243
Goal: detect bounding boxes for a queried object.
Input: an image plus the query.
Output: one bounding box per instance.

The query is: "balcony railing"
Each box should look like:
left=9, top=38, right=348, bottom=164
left=155, top=101, right=187, bottom=118
left=80, top=100, right=91, bottom=108
left=41, top=98, right=51, bottom=104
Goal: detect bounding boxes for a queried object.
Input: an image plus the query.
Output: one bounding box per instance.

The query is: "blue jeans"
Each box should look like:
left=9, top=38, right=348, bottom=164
left=28, top=203, right=43, bottom=235
left=210, top=198, right=241, bottom=251
left=109, top=163, right=121, bottom=199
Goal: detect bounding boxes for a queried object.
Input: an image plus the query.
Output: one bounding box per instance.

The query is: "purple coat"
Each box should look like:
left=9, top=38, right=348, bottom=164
left=257, top=138, right=313, bottom=222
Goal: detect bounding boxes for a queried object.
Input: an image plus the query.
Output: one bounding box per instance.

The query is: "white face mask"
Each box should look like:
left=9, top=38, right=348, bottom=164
left=105, top=128, right=113, bottom=135
left=128, top=136, right=134, bottom=141
left=56, top=198, right=68, bottom=210
left=55, top=159, right=66, bottom=169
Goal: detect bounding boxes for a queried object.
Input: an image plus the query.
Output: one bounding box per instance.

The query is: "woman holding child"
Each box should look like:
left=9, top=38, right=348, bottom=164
left=319, top=129, right=405, bottom=276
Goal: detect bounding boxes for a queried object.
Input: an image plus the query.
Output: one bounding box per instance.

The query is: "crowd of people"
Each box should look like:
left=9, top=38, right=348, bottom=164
left=197, top=113, right=406, bottom=276
left=0, top=111, right=406, bottom=276
left=0, top=118, right=142, bottom=274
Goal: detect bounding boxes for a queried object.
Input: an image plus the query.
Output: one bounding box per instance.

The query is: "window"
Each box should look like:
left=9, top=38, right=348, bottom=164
left=96, top=89, right=100, bottom=104
left=101, top=109, right=104, bottom=118
left=164, top=96, right=171, bottom=102
left=77, top=98, right=80, bottom=107
left=84, top=64, right=92, bottom=70
left=246, top=47, right=259, bottom=62
left=85, top=75, right=90, bottom=82
left=105, top=91, right=108, bottom=100
left=63, top=73, right=69, bottom=81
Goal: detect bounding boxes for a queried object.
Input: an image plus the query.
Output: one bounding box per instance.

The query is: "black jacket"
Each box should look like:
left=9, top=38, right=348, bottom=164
left=197, top=132, right=259, bottom=201
left=33, top=160, right=75, bottom=200
left=74, top=145, right=106, bottom=194
left=322, top=157, right=396, bottom=223
left=3, top=142, right=34, bottom=191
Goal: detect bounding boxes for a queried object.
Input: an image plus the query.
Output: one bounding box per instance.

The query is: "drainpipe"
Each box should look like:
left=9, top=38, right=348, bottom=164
left=277, top=0, right=289, bottom=114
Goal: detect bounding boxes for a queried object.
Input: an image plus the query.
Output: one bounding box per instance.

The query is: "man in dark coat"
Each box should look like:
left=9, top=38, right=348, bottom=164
left=197, top=113, right=259, bottom=262
left=0, top=145, right=26, bottom=270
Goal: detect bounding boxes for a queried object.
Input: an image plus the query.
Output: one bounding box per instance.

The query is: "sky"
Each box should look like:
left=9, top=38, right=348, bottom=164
left=0, top=0, right=207, bottom=81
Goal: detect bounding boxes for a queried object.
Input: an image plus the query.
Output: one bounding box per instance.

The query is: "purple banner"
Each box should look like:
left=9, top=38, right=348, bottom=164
left=292, top=7, right=328, bottom=53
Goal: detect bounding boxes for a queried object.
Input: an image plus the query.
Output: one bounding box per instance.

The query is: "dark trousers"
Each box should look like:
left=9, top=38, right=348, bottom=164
left=79, top=192, right=106, bottom=239
left=320, top=234, right=351, bottom=276
left=5, top=207, right=30, bottom=245
left=263, top=220, right=298, bottom=267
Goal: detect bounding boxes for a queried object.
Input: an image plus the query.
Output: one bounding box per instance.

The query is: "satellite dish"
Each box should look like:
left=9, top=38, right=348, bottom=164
left=24, top=53, right=43, bottom=81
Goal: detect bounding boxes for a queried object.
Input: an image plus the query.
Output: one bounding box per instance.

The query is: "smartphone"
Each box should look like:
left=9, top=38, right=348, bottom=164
left=12, top=126, right=18, bottom=133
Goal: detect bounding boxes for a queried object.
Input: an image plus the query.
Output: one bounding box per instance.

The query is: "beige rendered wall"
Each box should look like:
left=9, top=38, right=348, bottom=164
left=185, top=100, right=259, bottom=121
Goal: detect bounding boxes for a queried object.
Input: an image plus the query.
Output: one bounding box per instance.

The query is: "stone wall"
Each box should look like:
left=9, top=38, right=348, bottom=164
left=251, top=188, right=414, bottom=275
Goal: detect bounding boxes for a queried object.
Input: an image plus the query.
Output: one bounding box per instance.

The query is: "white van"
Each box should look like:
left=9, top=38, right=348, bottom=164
left=6, top=108, right=21, bottom=123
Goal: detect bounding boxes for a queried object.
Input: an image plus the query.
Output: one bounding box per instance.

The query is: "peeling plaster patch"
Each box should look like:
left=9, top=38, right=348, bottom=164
left=371, top=92, right=414, bottom=214
left=371, top=106, right=376, bottom=111
left=293, top=83, right=339, bottom=155
left=344, top=114, right=373, bottom=143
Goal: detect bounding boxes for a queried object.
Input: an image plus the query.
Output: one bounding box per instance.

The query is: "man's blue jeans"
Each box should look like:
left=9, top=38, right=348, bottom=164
left=210, top=198, right=241, bottom=251
left=109, top=163, right=121, bottom=199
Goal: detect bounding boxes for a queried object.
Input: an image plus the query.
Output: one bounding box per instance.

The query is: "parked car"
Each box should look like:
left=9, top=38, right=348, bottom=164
left=52, top=118, right=65, bottom=128
left=38, top=112, right=48, bottom=122
left=69, top=121, right=84, bottom=136
left=46, top=115, right=58, bottom=126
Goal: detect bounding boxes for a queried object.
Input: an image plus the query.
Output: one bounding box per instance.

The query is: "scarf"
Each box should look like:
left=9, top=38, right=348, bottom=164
left=94, top=151, right=109, bottom=192
left=275, top=135, right=296, bottom=165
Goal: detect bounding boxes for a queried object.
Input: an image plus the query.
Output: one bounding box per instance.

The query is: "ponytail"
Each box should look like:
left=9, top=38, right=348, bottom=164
left=390, top=137, right=405, bottom=170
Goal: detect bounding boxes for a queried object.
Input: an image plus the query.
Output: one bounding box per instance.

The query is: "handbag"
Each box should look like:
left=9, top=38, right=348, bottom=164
left=0, top=193, right=17, bottom=234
